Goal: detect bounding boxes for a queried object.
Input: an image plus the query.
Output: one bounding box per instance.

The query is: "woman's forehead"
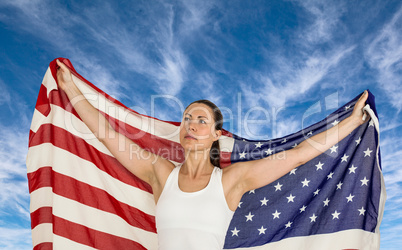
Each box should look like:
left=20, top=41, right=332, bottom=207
left=184, top=103, right=213, bottom=117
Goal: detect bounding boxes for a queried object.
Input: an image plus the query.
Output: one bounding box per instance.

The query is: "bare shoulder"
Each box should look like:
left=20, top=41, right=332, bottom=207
left=152, top=157, right=176, bottom=184
left=222, top=162, right=249, bottom=192
left=221, top=162, right=251, bottom=211
left=150, top=157, right=176, bottom=201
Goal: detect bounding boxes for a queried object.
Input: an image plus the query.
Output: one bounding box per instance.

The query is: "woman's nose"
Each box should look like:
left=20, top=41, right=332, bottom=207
left=187, top=120, right=196, bottom=131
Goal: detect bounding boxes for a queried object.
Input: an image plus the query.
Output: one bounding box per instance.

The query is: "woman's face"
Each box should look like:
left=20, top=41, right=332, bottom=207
left=179, top=103, right=221, bottom=152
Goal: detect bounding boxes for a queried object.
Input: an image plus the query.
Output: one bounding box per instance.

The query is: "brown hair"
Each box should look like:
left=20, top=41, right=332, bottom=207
left=185, top=100, right=223, bottom=168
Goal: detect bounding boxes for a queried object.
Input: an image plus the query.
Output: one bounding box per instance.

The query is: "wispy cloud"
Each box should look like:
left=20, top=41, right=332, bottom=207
left=0, top=0, right=128, bottom=100
left=365, top=6, right=402, bottom=111
left=244, top=45, right=355, bottom=111
left=0, top=125, right=31, bottom=249
left=0, top=79, right=11, bottom=107
left=0, top=227, right=32, bottom=249
left=294, top=0, right=346, bottom=44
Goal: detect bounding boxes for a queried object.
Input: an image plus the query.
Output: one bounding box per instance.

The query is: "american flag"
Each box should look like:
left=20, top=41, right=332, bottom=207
left=27, top=58, right=385, bottom=249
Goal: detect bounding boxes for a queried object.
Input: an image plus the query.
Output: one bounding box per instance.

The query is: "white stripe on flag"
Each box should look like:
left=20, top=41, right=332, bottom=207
left=31, top=223, right=53, bottom=246
left=30, top=187, right=53, bottom=213
left=53, top=235, right=97, bottom=250
left=52, top=194, right=158, bottom=250
left=225, top=229, right=379, bottom=250
left=27, top=143, right=155, bottom=216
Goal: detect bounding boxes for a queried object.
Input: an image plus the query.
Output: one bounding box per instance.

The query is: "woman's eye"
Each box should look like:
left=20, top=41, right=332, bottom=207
left=200, top=120, right=206, bottom=124
left=184, top=117, right=190, bottom=121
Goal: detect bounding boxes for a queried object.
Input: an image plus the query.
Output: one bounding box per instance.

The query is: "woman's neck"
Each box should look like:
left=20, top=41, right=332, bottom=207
left=182, top=149, right=214, bottom=178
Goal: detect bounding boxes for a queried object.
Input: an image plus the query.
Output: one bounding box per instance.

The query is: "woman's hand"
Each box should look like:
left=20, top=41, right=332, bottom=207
left=56, top=59, right=75, bottom=92
left=350, top=90, right=369, bottom=126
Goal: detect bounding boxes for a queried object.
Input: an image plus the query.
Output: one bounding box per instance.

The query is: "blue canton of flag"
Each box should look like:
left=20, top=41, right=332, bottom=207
left=223, top=91, right=385, bottom=250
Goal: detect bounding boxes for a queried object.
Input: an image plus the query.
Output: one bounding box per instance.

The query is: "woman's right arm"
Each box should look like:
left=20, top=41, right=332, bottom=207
left=56, top=59, right=171, bottom=186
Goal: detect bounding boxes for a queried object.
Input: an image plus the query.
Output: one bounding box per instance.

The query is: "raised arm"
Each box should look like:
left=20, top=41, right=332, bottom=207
left=226, top=91, right=369, bottom=196
left=56, top=59, right=172, bottom=186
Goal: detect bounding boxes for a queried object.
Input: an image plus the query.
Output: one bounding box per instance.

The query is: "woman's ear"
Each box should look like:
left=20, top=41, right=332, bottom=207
left=214, top=130, right=222, bottom=141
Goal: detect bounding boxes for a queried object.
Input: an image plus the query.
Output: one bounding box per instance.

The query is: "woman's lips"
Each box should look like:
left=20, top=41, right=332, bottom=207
left=184, top=134, right=197, bottom=140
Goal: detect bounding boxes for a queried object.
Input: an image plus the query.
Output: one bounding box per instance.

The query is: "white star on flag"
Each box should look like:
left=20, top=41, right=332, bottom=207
left=360, top=177, right=369, bottom=186
left=330, top=145, right=338, bottom=153
left=315, top=161, right=324, bottom=170
left=239, top=151, right=247, bottom=159
left=364, top=148, right=373, bottom=157
left=355, top=137, right=361, bottom=145
left=300, top=205, right=307, bottom=213
left=265, top=148, right=273, bottom=155
left=272, top=210, right=281, bottom=219
left=310, top=214, right=317, bottom=222
left=358, top=207, right=366, bottom=216
left=289, top=168, right=297, bottom=175
left=331, top=120, right=340, bottom=126
left=348, top=165, right=357, bottom=174
left=337, top=181, right=343, bottom=190
left=258, top=226, right=267, bottom=235
left=323, top=198, right=330, bottom=207
left=327, top=172, right=334, bottom=179
left=301, top=178, right=310, bottom=187
left=245, top=212, right=254, bottom=221
left=260, top=197, right=269, bottom=206
left=285, top=221, right=293, bottom=228
left=286, top=194, right=295, bottom=203
left=231, top=227, right=240, bottom=236
left=346, top=194, right=355, bottom=203
left=274, top=182, right=283, bottom=191
left=341, top=154, right=349, bottom=162
left=332, top=211, right=341, bottom=219
left=255, top=142, right=263, bottom=148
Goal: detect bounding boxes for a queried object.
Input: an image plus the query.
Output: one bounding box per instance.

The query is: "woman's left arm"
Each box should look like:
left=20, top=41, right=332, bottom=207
left=230, top=91, right=369, bottom=194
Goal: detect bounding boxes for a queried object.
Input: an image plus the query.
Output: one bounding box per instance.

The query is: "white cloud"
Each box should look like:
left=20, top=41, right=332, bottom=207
left=243, top=45, right=354, bottom=110
left=0, top=79, right=11, bottom=107
left=0, top=227, right=32, bottom=249
left=0, top=126, right=31, bottom=249
left=294, top=0, right=346, bottom=44
left=365, top=6, right=402, bottom=111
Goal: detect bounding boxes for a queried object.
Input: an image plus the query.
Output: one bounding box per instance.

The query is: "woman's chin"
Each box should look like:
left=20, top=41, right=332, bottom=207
left=181, top=142, right=209, bottom=151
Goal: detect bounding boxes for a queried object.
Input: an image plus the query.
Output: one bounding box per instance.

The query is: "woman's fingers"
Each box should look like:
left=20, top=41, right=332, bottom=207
left=356, top=90, right=368, bottom=108
left=56, top=59, right=69, bottom=72
left=352, top=90, right=369, bottom=124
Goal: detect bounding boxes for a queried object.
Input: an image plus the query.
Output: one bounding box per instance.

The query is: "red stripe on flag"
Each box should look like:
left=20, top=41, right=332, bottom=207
left=34, top=84, right=51, bottom=117
left=103, top=112, right=185, bottom=163
left=33, top=242, right=52, bottom=250
left=29, top=124, right=152, bottom=193
left=53, top=215, right=148, bottom=250
left=31, top=207, right=52, bottom=229
left=28, top=167, right=156, bottom=233
left=220, top=151, right=232, bottom=168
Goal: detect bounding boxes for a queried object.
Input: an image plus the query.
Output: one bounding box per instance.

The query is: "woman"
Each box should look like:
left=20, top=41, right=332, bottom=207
left=56, top=59, right=369, bottom=249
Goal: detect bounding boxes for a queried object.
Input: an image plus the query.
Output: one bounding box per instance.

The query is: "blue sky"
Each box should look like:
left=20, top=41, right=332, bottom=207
left=0, top=0, right=401, bottom=249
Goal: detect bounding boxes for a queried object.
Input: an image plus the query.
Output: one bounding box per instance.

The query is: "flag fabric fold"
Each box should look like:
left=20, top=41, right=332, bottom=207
left=26, top=58, right=385, bottom=250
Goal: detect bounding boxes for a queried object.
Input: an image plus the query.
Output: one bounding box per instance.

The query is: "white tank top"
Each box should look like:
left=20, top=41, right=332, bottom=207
left=156, top=165, right=234, bottom=250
